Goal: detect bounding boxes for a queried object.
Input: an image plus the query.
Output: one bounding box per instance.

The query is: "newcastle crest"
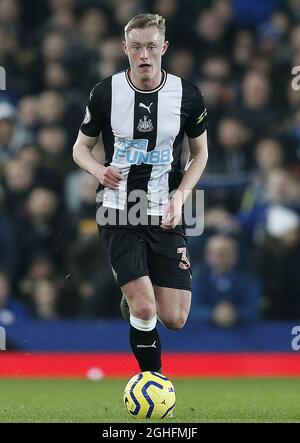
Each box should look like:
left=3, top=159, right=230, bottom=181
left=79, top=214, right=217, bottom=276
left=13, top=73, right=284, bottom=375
left=137, top=116, right=154, bottom=133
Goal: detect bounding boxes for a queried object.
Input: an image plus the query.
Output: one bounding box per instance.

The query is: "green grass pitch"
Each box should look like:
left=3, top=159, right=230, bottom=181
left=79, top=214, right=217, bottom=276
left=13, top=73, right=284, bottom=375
left=0, top=378, right=299, bottom=423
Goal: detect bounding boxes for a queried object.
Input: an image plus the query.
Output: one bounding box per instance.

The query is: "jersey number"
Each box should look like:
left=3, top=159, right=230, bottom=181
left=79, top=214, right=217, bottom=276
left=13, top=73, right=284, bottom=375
left=177, top=247, right=190, bottom=270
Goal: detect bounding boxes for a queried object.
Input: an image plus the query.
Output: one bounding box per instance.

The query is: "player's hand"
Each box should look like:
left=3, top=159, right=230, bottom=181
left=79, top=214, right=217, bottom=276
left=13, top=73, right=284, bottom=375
left=93, top=165, right=123, bottom=189
left=160, top=191, right=184, bottom=230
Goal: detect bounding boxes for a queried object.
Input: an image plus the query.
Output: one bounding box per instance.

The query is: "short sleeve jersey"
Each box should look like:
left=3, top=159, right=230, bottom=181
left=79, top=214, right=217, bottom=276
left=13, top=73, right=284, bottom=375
left=80, top=69, right=207, bottom=215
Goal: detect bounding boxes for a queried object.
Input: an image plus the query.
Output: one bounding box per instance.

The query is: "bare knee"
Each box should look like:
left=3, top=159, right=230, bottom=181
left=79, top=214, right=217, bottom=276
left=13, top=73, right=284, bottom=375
left=133, top=302, right=156, bottom=320
left=155, top=287, right=191, bottom=331
left=122, top=277, right=156, bottom=320
left=162, top=314, right=187, bottom=330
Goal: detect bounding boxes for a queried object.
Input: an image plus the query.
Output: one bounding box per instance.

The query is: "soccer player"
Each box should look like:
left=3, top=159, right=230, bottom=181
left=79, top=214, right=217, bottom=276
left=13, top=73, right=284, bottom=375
left=73, top=14, right=208, bottom=373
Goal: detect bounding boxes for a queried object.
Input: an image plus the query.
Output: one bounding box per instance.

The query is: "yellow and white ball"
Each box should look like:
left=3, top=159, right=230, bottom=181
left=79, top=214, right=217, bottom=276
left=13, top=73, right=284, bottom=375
left=123, top=371, right=176, bottom=419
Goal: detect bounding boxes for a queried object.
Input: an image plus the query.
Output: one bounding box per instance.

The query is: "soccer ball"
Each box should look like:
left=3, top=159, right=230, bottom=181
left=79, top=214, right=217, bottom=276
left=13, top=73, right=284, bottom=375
left=123, top=371, right=176, bottom=419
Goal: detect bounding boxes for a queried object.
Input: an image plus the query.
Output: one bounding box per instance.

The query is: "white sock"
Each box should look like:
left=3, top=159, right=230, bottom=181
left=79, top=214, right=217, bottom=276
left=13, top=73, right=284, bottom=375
left=130, top=314, right=157, bottom=332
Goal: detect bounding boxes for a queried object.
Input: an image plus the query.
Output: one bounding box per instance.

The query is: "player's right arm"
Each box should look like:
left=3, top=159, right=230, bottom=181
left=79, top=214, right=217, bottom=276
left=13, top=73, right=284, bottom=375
left=72, top=131, right=122, bottom=189
left=72, top=81, right=122, bottom=189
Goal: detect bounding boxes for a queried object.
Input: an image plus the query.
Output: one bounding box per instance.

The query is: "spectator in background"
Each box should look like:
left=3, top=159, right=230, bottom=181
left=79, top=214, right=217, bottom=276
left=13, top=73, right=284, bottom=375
left=110, top=0, right=146, bottom=30
left=211, top=0, right=233, bottom=26
left=66, top=173, right=121, bottom=318
left=0, top=2, right=21, bottom=100
left=193, top=8, right=229, bottom=59
left=166, top=49, right=195, bottom=81
left=256, top=16, right=286, bottom=63
left=16, top=143, right=60, bottom=192
left=287, top=0, right=300, bottom=21
left=64, top=139, right=105, bottom=213
left=41, top=30, right=68, bottom=65
left=37, top=125, right=74, bottom=181
left=230, top=70, right=276, bottom=139
left=16, top=144, right=41, bottom=173
left=0, top=0, right=20, bottom=28
left=30, top=279, right=59, bottom=320
left=18, top=251, right=77, bottom=318
left=287, top=73, right=300, bottom=112
left=0, top=103, right=33, bottom=166
left=37, top=90, right=82, bottom=142
left=17, top=96, right=40, bottom=132
left=200, top=116, right=252, bottom=213
left=37, top=91, right=65, bottom=126
left=0, top=206, right=18, bottom=281
left=0, top=271, right=28, bottom=326
left=74, top=173, right=98, bottom=221
left=254, top=138, right=285, bottom=177
left=19, top=252, right=57, bottom=301
left=240, top=138, right=285, bottom=213
left=2, top=158, right=34, bottom=214
left=43, top=62, right=73, bottom=93
left=47, top=1, right=76, bottom=34
left=189, top=205, right=241, bottom=273
left=79, top=7, right=109, bottom=54
left=96, top=35, right=127, bottom=80
left=214, top=117, right=251, bottom=175
left=191, top=235, right=261, bottom=327
left=284, top=108, right=300, bottom=164
left=198, top=53, right=233, bottom=150
left=201, top=54, right=231, bottom=84
left=238, top=168, right=300, bottom=243
left=16, top=187, right=68, bottom=275
left=289, top=23, right=300, bottom=54
left=255, top=205, right=300, bottom=319
left=232, top=30, right=255, bottom=79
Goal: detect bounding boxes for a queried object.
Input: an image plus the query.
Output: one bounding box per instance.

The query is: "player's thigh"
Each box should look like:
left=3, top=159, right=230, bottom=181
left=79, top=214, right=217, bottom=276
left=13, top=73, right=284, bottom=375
left=99, top=226, right=149, bottom=288
left=154, top=286, right=191, bottom=330
left=121, top=276, right=156, bottom=319
left=99, top=226, right=156, bottom=319
left=146, top=226, right=192, bottom=292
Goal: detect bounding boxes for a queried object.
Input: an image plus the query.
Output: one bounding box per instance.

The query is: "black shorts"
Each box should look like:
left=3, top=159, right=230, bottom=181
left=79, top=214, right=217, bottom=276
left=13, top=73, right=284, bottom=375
left=98, top=224, right=192, bottom=291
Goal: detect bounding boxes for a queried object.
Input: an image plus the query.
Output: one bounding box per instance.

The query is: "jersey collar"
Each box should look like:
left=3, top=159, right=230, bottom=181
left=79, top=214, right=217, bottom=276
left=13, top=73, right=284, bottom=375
left=125, top=69, right=167, bottom=93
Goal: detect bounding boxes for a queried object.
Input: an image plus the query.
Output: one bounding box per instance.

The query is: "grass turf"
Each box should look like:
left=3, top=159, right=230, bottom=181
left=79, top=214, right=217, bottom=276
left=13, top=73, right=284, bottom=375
left=0, top=378, right=299, bottom=423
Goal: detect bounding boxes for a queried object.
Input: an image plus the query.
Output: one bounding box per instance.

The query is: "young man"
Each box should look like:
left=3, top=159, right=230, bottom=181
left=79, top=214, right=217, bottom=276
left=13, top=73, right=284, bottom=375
left=73, top=14, right=208, bottom=373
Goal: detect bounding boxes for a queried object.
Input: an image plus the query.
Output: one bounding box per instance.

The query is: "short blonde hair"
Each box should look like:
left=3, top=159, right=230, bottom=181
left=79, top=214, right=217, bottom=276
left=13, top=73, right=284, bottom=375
left=124, top=14, right=166, bottom=36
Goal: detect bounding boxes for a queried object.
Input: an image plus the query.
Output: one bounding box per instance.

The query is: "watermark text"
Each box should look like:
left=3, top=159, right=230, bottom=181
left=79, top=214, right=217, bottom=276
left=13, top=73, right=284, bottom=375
left=0, top=326, right=6, bottom=350
left=0, top=66, right=6, bottom=90
left=291, top=326, right=300, bottom=351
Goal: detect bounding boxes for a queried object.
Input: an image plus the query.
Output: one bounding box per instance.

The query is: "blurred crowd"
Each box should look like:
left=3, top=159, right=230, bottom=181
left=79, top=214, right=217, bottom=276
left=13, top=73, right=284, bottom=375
left=0, top=0, right=299, bottom=326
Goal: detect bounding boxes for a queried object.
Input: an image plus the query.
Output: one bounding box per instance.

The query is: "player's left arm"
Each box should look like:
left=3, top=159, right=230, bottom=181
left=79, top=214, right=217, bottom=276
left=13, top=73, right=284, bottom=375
left=178, top=130, right=208, bottom=197
left=161, top=132, right=208, bottom=230
left=161, top=83, right=208, bottom=230
left=161, top=132, right=208, bottom=229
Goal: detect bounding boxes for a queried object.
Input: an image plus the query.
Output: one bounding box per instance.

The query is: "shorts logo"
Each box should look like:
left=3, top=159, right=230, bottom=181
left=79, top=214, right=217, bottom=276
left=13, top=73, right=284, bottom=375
left=177, top=247, right=190, bottom=270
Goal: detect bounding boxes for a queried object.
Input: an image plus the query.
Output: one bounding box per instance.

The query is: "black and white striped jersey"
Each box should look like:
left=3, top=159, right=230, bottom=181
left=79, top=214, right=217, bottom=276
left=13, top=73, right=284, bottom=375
left=80, top=69, right=207, bottom=216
